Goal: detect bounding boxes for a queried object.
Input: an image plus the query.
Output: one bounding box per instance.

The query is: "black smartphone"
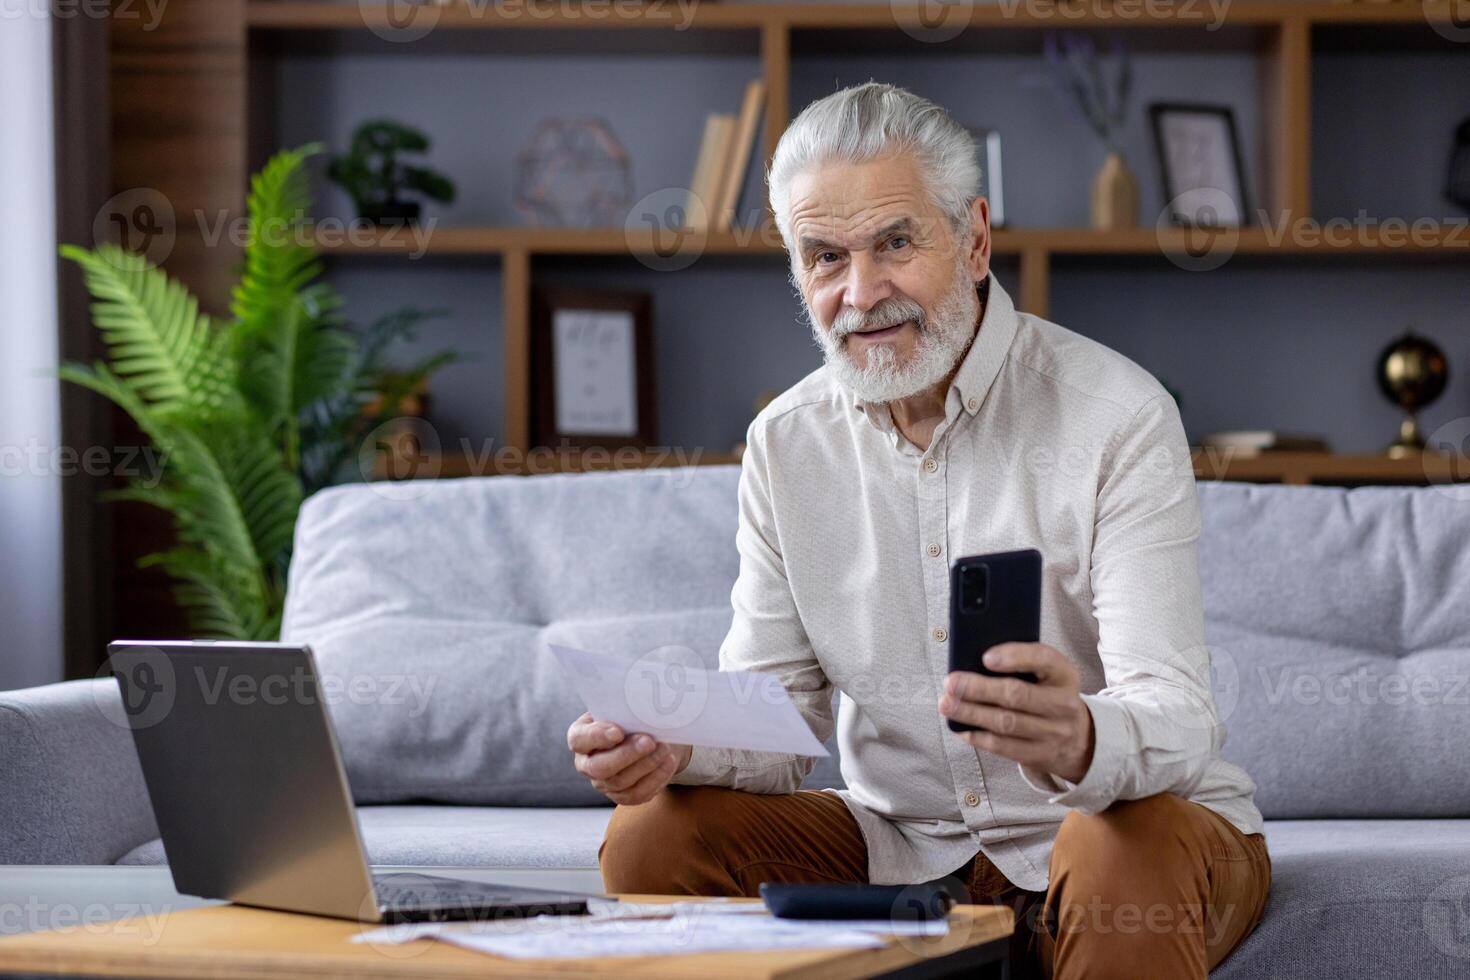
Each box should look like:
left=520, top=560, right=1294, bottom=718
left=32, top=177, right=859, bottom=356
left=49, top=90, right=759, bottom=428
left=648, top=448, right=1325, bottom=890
left=947, top=548, right=1042, bottom=733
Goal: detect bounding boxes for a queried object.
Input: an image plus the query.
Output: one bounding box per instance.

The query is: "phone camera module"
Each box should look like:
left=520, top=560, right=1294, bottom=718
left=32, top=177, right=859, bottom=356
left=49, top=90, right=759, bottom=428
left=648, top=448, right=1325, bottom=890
left=961, top=565, right=989, bottom=614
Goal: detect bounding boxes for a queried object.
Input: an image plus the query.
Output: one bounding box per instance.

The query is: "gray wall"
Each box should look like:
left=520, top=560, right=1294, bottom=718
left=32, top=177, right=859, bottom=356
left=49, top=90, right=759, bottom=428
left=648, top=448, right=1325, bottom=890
left=275, top=36, right=1469, bottom=457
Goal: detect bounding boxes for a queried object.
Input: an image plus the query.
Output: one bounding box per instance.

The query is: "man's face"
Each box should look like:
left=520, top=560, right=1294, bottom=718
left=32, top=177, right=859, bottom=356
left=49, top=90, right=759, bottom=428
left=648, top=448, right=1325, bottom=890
left=788, top=153, right=991, bottom=403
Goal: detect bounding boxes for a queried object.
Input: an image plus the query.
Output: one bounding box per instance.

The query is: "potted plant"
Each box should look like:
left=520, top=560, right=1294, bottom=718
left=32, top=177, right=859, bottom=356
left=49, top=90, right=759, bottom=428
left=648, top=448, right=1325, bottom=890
left=328, top=119, right=457, bottom=225
left=61, top=144, right=456, bottom=638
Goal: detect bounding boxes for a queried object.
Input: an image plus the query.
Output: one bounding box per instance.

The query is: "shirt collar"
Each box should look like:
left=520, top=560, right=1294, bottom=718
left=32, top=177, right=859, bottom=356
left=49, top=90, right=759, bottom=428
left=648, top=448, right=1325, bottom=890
left=847, top=273, right=1020, bottom=430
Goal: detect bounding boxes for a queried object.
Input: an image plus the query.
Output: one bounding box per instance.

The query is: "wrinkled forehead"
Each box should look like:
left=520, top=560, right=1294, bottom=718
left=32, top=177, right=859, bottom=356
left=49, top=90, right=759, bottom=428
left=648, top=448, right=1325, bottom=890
left=787, top=154, right=944, bottom=247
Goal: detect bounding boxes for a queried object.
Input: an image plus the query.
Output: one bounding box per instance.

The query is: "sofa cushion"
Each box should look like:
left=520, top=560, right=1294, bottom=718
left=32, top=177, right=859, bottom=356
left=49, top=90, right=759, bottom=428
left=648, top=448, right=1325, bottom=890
left=1214, top=819, right=1470, bottom=979
left=281, top=467, right=844, bottom=806
left=1197, top=483, right=1470, bottom=819
left=117, top=805, right=616, bottom=869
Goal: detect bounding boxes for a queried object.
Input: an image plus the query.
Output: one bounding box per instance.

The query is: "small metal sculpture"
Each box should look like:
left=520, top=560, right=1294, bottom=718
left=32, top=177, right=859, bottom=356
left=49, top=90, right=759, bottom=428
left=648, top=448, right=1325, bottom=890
left=1377, top=330, right=1449, bottom=458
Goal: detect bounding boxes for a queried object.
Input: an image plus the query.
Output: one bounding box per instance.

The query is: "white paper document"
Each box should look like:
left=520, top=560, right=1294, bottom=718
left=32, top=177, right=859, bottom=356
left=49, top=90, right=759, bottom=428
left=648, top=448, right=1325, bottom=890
left=549, top=644, right=829, bottom=757
left=353, top=899, right=949, bottom=960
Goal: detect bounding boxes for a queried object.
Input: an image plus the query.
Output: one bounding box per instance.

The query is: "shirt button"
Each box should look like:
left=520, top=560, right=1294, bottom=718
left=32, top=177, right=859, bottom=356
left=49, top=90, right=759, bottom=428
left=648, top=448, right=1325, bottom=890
left=967, top=398, right=978, bottom=411
left=923, top=458, right=938, bottom=473
left=933, top=627, right=948, bottom=642
left=964, top=792, right=980, bottom=807
left=927, top=542, right=942, bottom=558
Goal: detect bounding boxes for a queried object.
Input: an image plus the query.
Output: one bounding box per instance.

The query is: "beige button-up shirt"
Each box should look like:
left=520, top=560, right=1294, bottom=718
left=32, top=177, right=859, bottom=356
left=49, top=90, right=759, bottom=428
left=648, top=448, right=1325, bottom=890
left=676, top=276, right=1263, bottom=892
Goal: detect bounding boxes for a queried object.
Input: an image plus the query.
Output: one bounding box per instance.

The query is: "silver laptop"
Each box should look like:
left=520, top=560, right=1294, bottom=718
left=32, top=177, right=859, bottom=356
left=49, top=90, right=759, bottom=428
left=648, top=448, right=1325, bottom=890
left=108, top=640, right=595, bottom=923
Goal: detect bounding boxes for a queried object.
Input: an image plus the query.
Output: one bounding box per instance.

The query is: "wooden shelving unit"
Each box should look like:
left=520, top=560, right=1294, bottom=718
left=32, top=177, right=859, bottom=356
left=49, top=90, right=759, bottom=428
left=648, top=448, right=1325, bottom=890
left=239, top=1, right=1470, bottom=482
left=1191, top=450, right=1470, bottom=486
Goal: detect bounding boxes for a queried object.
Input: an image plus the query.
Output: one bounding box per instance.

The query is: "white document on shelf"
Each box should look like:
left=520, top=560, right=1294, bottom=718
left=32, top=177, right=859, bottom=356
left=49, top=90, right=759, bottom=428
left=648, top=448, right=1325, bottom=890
left=548, top=644, right=829, bottom=758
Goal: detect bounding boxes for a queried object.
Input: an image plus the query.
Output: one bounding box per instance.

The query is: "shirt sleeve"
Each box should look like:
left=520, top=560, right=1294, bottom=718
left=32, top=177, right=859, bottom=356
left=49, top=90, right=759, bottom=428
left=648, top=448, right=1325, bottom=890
left=1018, top=391, right=1222, bottom=813
left=671, top=416, right=835, bottom=794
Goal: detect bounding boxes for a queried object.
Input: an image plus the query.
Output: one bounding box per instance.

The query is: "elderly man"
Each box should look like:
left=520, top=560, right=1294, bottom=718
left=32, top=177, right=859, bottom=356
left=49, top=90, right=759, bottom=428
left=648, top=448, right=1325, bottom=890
left=567, top=82, right=1269, bottom=979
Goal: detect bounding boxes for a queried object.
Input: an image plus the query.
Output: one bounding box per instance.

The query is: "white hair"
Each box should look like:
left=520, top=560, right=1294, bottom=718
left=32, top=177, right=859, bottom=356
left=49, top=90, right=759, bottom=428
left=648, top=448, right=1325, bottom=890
left=767, top=82, right=981, bottom=251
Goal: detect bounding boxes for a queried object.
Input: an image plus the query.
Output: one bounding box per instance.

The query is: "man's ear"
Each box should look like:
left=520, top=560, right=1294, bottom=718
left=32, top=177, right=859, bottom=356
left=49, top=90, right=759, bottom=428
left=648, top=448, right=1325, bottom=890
left=965, top=196, right=992, bottom=283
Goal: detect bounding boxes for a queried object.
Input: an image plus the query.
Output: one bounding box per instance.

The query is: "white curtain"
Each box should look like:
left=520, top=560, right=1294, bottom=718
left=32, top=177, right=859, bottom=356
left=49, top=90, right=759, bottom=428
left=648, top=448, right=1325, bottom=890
left=0, top=17, right=64, bottom=689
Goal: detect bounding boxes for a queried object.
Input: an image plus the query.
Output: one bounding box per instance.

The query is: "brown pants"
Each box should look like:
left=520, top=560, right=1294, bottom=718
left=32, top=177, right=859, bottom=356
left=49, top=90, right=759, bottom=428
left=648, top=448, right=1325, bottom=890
left=600, top=788, right=1271, bottom=980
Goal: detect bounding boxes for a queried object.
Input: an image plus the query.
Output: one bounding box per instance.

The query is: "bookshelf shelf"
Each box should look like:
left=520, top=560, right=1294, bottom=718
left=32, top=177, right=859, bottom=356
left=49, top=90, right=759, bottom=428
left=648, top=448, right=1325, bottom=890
left=313, top=224, right=1470, bottom=259
left=1191, top=450, right=1470, bottom=486
left=246, top=2, right=1470, bottom=32
left=132, top=0, right=1468, bottom=477
left=370, top=448, right=1470, bottom=486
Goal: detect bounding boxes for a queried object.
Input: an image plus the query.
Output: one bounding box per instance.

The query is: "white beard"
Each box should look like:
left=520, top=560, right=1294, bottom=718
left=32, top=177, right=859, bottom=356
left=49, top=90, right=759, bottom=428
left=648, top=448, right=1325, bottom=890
left=811, top=264, right=980, bottom=404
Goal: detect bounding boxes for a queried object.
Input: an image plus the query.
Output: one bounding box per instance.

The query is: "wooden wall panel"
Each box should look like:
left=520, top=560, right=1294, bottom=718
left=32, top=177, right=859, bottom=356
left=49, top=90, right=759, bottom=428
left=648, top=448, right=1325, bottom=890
left=106, top=0, right=248, bottom=647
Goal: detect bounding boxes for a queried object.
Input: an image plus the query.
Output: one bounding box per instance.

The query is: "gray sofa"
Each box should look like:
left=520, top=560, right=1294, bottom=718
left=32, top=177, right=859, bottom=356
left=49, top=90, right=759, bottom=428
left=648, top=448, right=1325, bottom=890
left=4, top=467, right=1469, bottom=978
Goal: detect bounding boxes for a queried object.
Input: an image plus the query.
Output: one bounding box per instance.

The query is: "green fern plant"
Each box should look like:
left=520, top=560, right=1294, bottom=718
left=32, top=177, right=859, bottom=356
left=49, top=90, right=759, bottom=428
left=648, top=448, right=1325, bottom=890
left=61, top=144, right=455, bottom=639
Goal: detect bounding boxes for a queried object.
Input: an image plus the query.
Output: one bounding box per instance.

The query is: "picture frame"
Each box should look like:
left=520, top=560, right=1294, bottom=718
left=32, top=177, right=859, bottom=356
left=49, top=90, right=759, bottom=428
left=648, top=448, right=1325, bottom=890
left=965, top=126, right=1006, bottom=229
left=1149, top=103, right=1251, bottom=228
left=531, top=287, right=656, bottom=450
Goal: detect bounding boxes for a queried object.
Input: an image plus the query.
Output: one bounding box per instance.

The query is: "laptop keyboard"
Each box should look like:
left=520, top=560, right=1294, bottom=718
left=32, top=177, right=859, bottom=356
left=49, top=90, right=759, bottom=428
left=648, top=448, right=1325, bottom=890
left=373, top=873, right=525, bottom=909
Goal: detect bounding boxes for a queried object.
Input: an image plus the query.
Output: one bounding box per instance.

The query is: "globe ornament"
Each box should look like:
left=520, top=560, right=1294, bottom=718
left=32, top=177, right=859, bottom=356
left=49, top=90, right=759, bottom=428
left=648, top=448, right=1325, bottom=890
left=1376, top=330, right=1449, bottom=458
left=514, top=117, right=632, bottom=228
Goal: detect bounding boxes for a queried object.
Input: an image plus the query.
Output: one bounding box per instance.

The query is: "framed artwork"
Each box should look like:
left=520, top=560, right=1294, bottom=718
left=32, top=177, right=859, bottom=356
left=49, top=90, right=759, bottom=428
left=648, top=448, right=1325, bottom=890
left=531, top=287, right=656, bottom=449
left=965, top=126, right=1006, bottom=229
left=1149, top=103, right=1251, bottom=227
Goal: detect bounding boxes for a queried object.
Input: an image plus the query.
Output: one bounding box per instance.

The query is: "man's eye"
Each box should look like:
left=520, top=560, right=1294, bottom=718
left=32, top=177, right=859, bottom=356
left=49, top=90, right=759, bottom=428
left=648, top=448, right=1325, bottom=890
left=888, top=236, right=910, bottom=250
left=816, top=251, right=841, bottom=265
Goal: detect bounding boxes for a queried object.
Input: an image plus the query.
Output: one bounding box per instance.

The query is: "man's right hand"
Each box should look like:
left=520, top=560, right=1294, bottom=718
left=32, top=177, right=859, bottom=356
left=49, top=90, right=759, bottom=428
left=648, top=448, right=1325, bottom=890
left=567, top=713, right=692, bottom=805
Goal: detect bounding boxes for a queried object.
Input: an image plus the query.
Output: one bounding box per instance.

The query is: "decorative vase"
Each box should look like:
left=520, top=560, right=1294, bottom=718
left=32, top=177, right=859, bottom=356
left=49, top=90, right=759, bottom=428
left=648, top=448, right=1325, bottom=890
left=1091, top=152, right=1138, bottom=231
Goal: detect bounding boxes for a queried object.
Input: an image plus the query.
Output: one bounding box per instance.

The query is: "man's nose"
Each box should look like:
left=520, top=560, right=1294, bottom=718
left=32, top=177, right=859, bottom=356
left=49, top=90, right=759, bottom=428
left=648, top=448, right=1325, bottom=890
left=842, top=251, right=892, bottom=313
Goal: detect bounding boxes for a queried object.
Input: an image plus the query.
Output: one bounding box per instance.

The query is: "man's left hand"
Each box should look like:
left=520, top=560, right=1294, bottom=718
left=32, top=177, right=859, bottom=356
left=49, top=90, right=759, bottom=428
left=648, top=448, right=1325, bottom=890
left=938, top=642, right=1096, bottom=784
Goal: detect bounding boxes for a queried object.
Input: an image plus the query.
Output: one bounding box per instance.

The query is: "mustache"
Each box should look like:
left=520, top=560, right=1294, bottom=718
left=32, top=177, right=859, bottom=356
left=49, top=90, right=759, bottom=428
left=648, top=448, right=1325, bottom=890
left=829, top=298, right=927, bottom=341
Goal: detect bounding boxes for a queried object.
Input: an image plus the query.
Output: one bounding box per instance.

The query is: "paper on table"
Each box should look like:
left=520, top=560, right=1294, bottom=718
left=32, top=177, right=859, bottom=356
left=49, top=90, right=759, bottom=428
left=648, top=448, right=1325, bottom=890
left=353, top=905, right=949, bottom=960
left=549, top=644, right=829, bottom=757
left=434, top=917, right=887, bottom=959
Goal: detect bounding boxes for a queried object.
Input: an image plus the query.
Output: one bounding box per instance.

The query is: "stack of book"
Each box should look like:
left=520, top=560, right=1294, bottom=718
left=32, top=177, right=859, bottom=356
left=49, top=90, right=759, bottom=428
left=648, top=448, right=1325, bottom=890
left=685, top=79, right=766, bottom=232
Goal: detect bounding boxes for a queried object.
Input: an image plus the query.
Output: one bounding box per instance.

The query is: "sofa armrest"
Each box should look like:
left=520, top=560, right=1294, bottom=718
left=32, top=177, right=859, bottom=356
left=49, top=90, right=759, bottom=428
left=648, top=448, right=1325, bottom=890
left=0, top=679, right=158, bottom=864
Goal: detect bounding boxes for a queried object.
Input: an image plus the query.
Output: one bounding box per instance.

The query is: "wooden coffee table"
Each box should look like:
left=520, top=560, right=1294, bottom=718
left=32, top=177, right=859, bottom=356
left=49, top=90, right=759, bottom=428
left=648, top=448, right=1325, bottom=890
left=0, top=894, right=1013, bottom=979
